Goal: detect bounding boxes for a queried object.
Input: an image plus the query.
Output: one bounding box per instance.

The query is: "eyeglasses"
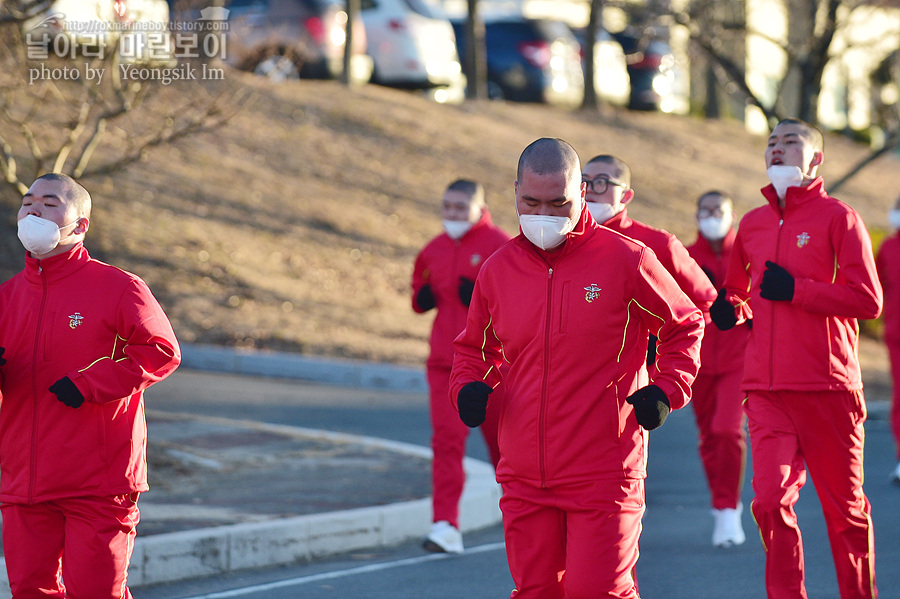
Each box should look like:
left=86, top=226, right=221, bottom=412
left=697, top=207, right=733, bottom=218
left=582, top=176, right=627, bottom=194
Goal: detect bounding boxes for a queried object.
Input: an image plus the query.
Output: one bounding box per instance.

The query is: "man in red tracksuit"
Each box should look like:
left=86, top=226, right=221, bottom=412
left=875, top=194, right=900, bottom=484
left=0, top=173, right=181, bottom=599
left=686, top=190, right=750, bottom=548
left=711, top=118, right=882, bottom=599
left=412, top=179, right=511, bottom=554
left=450, top=138, right=704, bottom=599
left=581, top=154, right=716, bottom=364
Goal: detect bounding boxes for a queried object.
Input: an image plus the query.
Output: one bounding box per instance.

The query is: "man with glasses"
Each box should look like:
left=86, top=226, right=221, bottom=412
left=581, top=154, right=716, bottom=365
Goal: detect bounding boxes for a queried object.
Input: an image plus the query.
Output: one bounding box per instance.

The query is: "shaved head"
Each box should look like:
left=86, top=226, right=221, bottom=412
left=517, top=138, right=581, bottom=183
left=33, top=173, right=92, bottom=219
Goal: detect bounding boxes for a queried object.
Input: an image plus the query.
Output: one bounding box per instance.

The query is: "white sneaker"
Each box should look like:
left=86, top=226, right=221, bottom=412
left=423, top=521, right=464, bottom=554
left=712, top=503, right=746, bottom=548
left=890, top=462, right=900, bottom=485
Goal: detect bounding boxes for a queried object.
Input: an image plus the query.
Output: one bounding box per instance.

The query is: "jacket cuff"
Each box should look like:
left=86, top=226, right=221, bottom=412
left=792, top=277, right=809, bottom=308
left=67, top=372, right=90, bottom=404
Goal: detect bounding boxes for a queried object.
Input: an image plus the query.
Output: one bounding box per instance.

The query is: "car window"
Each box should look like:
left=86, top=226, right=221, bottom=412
left=533, top=19, right=576, bottom=42
left=485, top=21, right=535, bottom=45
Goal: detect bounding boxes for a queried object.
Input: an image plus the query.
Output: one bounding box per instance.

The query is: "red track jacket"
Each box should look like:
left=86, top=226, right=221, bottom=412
left=876, top=233, right=900, bottom=344
left=686, top=229, right=749, bottom=376
left=450, top=208, right=704, bottom=486
left=603, top=209, right=716, bottom=316
left=412, top=209, right=511, bottom=368
left=0, top=243, right=181, bottom=504
left=722, top=178, right=882, bottom=391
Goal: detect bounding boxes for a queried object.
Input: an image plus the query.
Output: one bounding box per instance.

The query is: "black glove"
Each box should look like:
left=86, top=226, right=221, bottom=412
left=626, top=384, right=670, bottom=431
left=458, top=277, right=475, bottom=307
left=457, top=381, right=493, bottom=428
left=760, top=261, right=794, bottom=302
left=710, top=289, right=737, bottom=331
left=646, top=335, right=657, bottom=367
left=415, top=284, right=436, bottom=312
left=50, top=377, right=84, bottom=409
left=0, top=347, right=6, bottom=366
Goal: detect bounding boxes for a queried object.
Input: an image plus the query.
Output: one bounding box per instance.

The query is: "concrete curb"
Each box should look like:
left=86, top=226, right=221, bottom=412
left=179, top=343, right=429, bottom=393
left=128, top=414, right=502, bottom=588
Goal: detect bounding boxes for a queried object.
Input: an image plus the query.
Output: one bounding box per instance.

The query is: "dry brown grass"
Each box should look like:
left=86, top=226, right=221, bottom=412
left=1, top=71, right=898, bottom=371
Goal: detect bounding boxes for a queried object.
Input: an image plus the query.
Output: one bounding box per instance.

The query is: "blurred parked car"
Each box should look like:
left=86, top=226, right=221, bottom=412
left=360, top=0, right=464, bottom=102
left=23, top=0, right=174, bottom=64
left=452, top=15, right=584, bottom=106
left=612, top=30, right=687, bottom=113
left=223, top=0, right=373, bottom=83
left=570, top=26, right=630, bottom=106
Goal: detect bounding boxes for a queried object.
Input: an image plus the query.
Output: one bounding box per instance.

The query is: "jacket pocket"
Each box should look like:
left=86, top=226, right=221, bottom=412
left=557, top=281, right=570, bottom=334
left=42, top=310, right=57, bottom=362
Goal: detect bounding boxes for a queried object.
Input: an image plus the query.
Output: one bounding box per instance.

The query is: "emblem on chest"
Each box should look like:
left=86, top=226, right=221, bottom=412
left=68, top=312, right=84, bottom=329
left=584, top=284, right=602, bottom=303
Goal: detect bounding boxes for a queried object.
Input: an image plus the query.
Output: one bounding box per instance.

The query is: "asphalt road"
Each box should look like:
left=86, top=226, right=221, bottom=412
left=137, top=368, right=900, bottom=598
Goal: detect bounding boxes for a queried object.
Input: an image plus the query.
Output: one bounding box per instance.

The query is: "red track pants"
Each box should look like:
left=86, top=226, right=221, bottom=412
left=885, top=341, right=900, bottom=460
left=428, top=365, right=501, bottom=528
left=745, top=390, right=876, bottom=599
left=691, top=368, right=747, bottom=509
left=500, top=477, right=643, bottom=599
left=1, top=493, right=140, bottom=599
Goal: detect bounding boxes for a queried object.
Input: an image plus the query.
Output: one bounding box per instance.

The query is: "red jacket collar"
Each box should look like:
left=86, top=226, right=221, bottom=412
left=692, top=227, right=737, bottom=257
left=601, top=208, right=633, bottom=231
left=24, top=243, right=90, bottom=284
left=450, top=207, right=495, bottom=241
left=761, top=176, right=828, bottom=211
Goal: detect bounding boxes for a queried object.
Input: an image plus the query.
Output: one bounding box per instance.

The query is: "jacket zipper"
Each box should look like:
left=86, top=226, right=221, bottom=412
left=770, top=216, right=784, bottom=390
left=539, top=266, right=553, bottom=487
left=452, top=239, right=461, bottom=309
left=29, top=264, right=48, bottom=502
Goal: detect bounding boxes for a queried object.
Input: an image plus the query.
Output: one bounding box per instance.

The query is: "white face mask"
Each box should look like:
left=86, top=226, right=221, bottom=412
left=17, top=215, right=69, bottom=256
left=519, top=215, right=574, bottom=250
left=766, top=165, right=804, bottom=198
left=698, top=216, right=731, bottom=241
left=442, top=219, right=474, bottom=240
left=586, top=202, right=619, bottom=224
left=889, top=210, right=900, bottom=230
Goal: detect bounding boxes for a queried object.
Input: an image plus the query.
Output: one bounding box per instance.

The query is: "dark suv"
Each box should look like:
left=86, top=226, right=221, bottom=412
left=452, top=16, right=584, bottom=106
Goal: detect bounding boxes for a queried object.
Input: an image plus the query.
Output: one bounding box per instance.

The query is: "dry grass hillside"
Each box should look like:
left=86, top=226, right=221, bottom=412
left=1, top=72, right=898, bottom=373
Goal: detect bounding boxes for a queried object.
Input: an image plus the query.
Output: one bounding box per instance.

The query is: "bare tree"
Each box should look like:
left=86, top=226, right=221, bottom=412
left=341, top=0, right=361, bottom=86
left=581, top=0, right=603, bottom=110
left=678, top=0, right=896, bottom=127
left=0, top=2, right=251, bottom=198
left=463, top=0, right=488, bottom=100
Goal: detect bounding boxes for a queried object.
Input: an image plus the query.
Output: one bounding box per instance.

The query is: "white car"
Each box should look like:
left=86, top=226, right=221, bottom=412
left=360, top=0, right=465, bottom=102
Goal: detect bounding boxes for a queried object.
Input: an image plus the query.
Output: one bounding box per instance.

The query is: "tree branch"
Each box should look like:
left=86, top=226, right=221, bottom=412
left=830, top=129, right=900, bottom=193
